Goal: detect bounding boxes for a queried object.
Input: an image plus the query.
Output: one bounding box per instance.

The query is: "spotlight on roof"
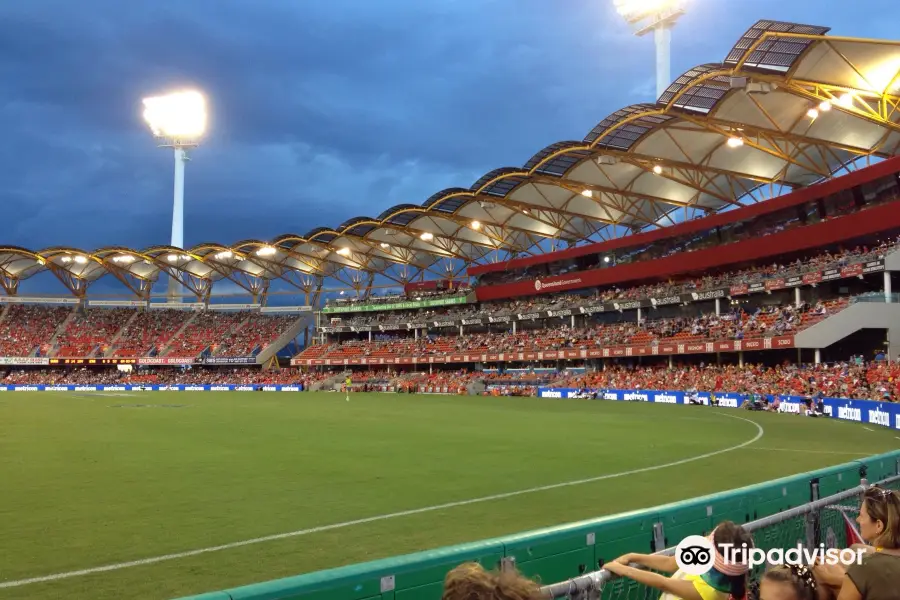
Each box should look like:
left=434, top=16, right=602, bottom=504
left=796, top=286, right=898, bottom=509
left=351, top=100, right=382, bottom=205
left=61, top=256, right=72, bottom=264
left=819, top=100, right=832, bottom=112
left=256, top=246, right=276, bottom=257
left=379, top=242, right=390, bottom=249
left=470, top=220, right=481, bottom=230
left=726, top=136, right=744, bottom=148
left=420, top=232, right=434, bottom=241
left=335, top=247, right=351, bottom=256
left=597, top=155, right=618, bottom=165
left=167, top=254, right=180, bottom=262
left=581, top=189, right=593, bottom=198
left=214, top=250, right=233, bottom=260
left=113, top=254, right=136, bottom=264
left=837, top=93, right=854, bottom=108
left=73, top=255, right=88, bottom=264
left=652, top=165, right=663, bottom=175
left=807, top=108, right=819, bottom=119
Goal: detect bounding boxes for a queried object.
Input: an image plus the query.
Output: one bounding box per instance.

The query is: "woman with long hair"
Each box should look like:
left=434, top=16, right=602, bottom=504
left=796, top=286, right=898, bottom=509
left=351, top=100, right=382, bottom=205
left=826, top=486, right=900, bottom=600
left=604, top=520, right=753, bottom=600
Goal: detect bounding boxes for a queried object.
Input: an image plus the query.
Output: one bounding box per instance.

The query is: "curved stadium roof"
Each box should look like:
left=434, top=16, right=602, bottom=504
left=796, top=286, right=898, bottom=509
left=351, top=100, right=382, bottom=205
left=2, top=19, right=900, bottom=298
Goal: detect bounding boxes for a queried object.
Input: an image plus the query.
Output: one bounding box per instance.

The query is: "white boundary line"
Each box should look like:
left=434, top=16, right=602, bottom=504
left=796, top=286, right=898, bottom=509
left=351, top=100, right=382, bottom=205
left=744, top=446, right=867, bottom=456
left=0, top=413, right=764, bottom=590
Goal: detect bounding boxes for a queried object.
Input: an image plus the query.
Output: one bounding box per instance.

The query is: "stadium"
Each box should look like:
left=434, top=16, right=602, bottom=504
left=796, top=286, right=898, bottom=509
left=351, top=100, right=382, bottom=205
left=2, top=11, right=900, bottom=600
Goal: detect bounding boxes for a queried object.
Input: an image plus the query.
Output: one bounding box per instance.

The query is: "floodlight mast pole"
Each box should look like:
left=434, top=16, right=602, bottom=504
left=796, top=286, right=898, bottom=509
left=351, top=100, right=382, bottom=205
left=156, top=138, right=197, bottom=302
left=172, top=147, right=187, bottom=250
left=618, top=2, right=686, bottom=100
left=654, top=23, right=672, bottom=100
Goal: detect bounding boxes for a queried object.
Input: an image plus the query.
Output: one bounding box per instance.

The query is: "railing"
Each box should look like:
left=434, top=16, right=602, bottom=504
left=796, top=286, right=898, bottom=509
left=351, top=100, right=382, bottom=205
left=541, top=472, right=900, bottom=600
left=851, top=292, right=900, bottom=303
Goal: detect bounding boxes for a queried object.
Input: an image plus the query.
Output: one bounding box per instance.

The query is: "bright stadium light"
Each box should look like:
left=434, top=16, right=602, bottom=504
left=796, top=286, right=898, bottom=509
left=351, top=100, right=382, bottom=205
left=613, top=0, right=686, bottom=99
left=726, top=136, right=744, bottom=148
left=142, top=89, right=208, bottom=302
left=420, top=232, right=434, bottom=241
left=470, top=220, right=482, bottom=230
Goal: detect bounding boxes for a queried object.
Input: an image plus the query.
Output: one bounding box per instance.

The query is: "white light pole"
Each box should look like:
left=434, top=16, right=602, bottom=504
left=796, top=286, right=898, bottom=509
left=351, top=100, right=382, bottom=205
left=142, top=90, right=207, bottom=301
left=614, top=0, right=686, bottom=100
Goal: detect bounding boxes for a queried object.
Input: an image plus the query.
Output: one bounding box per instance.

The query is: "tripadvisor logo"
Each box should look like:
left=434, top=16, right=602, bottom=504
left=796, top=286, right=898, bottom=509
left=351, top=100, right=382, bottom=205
left=675, top=535, right=864, bottom=576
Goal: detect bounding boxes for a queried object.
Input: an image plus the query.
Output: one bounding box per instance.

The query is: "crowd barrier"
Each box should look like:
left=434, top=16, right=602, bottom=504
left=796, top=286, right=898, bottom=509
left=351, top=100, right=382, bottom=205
left=538, top=387, right=900, bottom=431
left=173, top=450, right=900, bottom=600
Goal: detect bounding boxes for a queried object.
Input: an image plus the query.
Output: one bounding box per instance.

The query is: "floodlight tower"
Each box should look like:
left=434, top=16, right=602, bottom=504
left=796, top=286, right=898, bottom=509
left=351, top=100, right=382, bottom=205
left=613, top=0, right=686, bottom=100
left=142, top=90, right=207, bottom=302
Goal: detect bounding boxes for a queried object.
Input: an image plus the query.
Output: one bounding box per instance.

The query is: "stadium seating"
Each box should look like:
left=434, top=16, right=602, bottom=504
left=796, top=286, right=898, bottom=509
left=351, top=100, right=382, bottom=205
left=165, top=311, right=249, bottom=358
left=111, top=309, right=195, bottom=357
left=326, top=241, right=895, bottom=329
left=0, top=305, right=72, bottom=357
left=295, top=298, right=847, bottom=362
left=55, top=308, right=134, bottom=358
left=214, top=313, right=299, bottom=357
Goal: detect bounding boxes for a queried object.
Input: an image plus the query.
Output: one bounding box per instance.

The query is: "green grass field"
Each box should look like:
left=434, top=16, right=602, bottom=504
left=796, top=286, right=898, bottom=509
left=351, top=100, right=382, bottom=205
left=0, top=391, right=896, bottom=600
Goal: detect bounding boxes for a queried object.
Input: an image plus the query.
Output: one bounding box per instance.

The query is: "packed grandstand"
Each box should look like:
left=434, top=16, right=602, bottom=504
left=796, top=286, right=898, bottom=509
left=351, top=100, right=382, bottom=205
left=1, top=19, right=899, bottom=417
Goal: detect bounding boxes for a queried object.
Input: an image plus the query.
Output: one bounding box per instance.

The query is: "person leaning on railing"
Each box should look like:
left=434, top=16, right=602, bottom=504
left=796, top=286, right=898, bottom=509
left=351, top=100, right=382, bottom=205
left=604, top=520, right=753, bottom=600
left=813, top=486, right=900, bottom=600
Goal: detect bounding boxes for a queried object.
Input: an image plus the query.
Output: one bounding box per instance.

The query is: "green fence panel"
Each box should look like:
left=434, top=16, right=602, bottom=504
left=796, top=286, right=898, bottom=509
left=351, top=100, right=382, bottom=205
left=392, top=543, right=505, bottom=600
left=813, top=462, right=864, bottom=497
left=590, top=511, right=657, bottom=567
left=502, top=522, right=595, bottom=584
left=863, top=451, right=900, bottom=481
left=179, top=540, right=505, bottom=600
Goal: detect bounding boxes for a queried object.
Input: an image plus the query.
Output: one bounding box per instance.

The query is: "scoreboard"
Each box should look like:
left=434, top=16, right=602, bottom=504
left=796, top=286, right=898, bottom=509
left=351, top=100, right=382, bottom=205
left=48, top=358, right=138, bottom=365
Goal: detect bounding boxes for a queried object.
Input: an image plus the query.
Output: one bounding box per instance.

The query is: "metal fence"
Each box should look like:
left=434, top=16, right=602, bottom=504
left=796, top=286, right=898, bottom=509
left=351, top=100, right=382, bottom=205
left=541, top=473, right=900, bottom=600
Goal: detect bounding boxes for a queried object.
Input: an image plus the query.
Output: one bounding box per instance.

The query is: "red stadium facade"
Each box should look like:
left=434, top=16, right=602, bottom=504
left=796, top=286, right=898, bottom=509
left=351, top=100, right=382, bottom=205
left=473, top=157, right=900, bottom=301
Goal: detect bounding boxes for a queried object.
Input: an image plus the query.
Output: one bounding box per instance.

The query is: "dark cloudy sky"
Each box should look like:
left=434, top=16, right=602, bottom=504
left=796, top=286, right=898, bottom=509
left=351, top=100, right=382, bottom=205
left=1, top=0, right=896, bottom=294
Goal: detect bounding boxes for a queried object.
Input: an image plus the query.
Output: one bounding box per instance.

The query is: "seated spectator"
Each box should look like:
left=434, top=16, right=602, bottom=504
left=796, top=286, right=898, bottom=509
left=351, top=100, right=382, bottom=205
left=441, top=562, right=543, bottom=600
left=749, top=564, right=820, bottom=600
left=816, top=486, right=900, bottom=600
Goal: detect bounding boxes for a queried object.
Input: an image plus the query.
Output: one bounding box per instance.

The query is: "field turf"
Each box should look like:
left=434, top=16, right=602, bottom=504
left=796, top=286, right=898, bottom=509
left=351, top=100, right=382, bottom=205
left=0, top=391, right=896, bottom=600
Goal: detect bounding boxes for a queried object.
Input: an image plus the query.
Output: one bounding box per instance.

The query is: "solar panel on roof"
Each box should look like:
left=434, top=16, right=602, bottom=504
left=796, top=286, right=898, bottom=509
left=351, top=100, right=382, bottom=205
left=724, top=19, right=829, bottom=72
left=376, top=204, right=419, bottom=221
left=422, top=188, right=468, bottom=209
left=523, top=141, right=583, bottom=171
left=386, top=211, right=419, bottom=226
left=470, top=167, right=521, bottom=192
left=431, top=196, right=467, bottom=213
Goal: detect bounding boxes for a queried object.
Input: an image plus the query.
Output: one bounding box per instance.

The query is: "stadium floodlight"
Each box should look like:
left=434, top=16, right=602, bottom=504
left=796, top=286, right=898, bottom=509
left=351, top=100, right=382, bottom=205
left=142, top=89, right=207, bottom=301
left=613, top=0, right=686, bottom=99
